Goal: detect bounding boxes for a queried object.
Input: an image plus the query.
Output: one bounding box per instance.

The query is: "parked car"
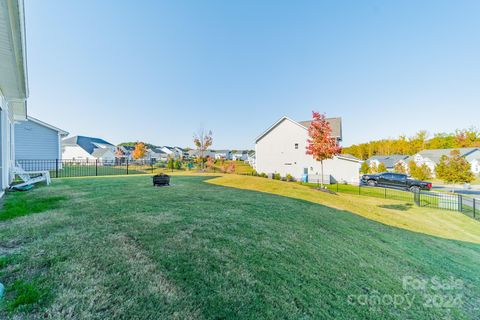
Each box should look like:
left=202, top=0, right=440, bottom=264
left=361, top=172, right=432, bottom=192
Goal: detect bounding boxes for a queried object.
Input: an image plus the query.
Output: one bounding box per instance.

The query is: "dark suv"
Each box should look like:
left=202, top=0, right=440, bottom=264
left=361, top=172, right=432, bottom=192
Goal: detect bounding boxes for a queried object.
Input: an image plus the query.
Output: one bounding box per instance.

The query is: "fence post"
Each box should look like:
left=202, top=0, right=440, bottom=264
left=95, top=159, right=98, bottom=176
left=384, top=188, right=387, bottom=199
left=126, top=159, right=129, bottom=175
left=458, top=194, right=462, bottom=212
left=55, top=159, right=59, bottom=178
left=473, top=198, right=476, bottom=218
left=151, top=160, right=154, bottom=173
left=336, top=183, right=339, bottom=192
left=359, top=185, right=361, bottom=195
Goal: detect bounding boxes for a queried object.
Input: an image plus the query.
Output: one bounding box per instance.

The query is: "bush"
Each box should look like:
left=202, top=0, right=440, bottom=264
left=252, top=170, right=258, bottom=176
left=174, top=160, right=182, bottom=170
left=259, top=172, right=267, bottom=178
left=285, top=173, right=294, bottom=182
left=273, top=173, right=281, bottom=180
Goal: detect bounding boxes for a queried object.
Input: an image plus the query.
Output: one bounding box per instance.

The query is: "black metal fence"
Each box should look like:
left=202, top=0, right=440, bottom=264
left=16, top=159, right=167, bottom=178
left=324, top=183, right=479, bottom=221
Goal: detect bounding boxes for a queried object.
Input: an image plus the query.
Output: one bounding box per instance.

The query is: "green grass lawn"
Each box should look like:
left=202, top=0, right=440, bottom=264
left=0, top=176, right=479, bottom=319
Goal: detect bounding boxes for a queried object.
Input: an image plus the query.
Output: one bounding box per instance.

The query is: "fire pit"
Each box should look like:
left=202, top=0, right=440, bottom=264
left=153, top=173, right=170, bottom=186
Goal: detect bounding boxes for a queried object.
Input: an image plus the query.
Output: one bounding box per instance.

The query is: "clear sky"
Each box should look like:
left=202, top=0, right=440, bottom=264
left=24, top=0, right=480, bottom=149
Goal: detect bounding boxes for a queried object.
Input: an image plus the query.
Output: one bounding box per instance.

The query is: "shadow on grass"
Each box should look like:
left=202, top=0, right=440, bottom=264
left=0, top=193, right=67, bottom=221
left=378, top=203, right=414, bottom=211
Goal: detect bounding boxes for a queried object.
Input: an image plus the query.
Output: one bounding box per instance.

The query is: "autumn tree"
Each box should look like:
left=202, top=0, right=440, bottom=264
left=394, top=161, right=406, bottom=174
left=408, top=160, right=432, bottom=180
left=377, top=162, right=387, bottom=173
left=205, top=157, right=215, bottom=171
left=435, top=150, right=475, bottom=185
left=132, top=142, right=147, bottom=160
left=193, top=128, right=213, bottom=171
left=360, top=161, right=370, bottom=174
left=306, top=111, right=342, bottom=187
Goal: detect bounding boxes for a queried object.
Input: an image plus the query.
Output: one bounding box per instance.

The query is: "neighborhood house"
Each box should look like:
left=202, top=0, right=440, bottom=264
left=255, top=116, right=362, bottom=184
left=62, top=136, right=116, bottom=163
left=15, top=116, right=69, bottom=170
left=366, top=155, right=409, bottom=171
left=409, top=148, right=480, bottom=176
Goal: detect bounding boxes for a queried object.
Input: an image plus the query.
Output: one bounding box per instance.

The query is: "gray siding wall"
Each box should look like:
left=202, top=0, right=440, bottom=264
left=15, top=119, right=59, bottom=161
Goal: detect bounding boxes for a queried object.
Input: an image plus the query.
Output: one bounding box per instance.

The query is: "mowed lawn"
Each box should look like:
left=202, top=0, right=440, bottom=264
left=0, top=176, right=479, bottom=319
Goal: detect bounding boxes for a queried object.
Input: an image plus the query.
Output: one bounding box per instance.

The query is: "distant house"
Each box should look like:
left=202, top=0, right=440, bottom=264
left=366, top=155, right=409, bottom=171
left=232, top=150, right=248, bottom=161
left=174, top=147, right=188, bottom=158
left=116, top=145, right=134, bottom=160
left=247, top=151, right=256, bottom=167
left=161, top=146, right=182, bottom=159
left=148, top=147, right=169, bottom=161
left=412, top=148, right=480, bottom=176
left=214, top=150, right=232, bottom=160
left=471, top=159, right=480, bottom=174
left=255, top=116, right=362, bottom=184
left=15, top=116, right=69, bottom=170
left=62, top=136, right=116, bottom=163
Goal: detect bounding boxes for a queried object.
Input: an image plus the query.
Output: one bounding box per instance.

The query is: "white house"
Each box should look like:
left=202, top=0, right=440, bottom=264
left=15, top=116, right=69, bottom=169
left=247, top=151, right=255, bottom=167
left=0, top=0, right=28, bottom=195
left=412, top=148, right=480, bottom=176
left=255, top=116, right=362, bottom=184
left=62, top=136, right=116, bottom=163
left=214, top=150, right=232, bottom=160
left=471, top=159, right=480, bottom=174
left=232, top=150, right=248, bottom=161
left=161, top=146, right=182, bottom=159
left=366, top=155, right=409, bottom=172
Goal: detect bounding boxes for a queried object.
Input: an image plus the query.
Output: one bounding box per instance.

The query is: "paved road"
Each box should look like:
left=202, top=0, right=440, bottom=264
left=432, top=186, right=480, bottom=197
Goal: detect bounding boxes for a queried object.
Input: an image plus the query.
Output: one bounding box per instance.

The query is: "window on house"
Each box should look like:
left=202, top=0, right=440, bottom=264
left=294, top=143, right=299, bottom=149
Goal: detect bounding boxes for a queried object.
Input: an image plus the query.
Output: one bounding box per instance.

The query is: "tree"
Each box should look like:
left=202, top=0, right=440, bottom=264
left=306, top=111, right=342, bottom=188
left=167, top=157, right=174, bottom=170
left=377, top=162, right=387, bottom=173
left=115, top=147, right=125, bottom=159
left=435, top=150, right=475, bottom=185
left=132, top=142, right=147, bottom=160
left=193, top=128, right=213, bottom=171
left=205, top=157, right=215, bottom=171
left=408, top=160, right=431, bottom=180
left=394, top=161, right=406, bottom=174
left=370, top=162, right=378, bottom=174
left=360, top=161, right=370, bottom=174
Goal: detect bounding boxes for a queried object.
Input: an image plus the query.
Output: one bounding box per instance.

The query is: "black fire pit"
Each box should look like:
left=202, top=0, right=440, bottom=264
left=153, top=173, right=170, bottom=186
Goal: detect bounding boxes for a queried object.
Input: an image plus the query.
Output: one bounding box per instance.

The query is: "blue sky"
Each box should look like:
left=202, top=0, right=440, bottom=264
left=24, top=0, right=480, bottom=149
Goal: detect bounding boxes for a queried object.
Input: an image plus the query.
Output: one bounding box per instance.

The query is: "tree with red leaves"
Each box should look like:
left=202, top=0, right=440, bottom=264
left=306, top=111, right=342, bottom=187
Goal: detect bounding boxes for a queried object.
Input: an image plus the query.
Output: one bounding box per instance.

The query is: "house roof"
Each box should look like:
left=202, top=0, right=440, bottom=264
left=150, top=147, right=167, bottom=154
left=299, top=117, right=342, bottom=139
left=366, top=155, right=409, bottom=168
left=337, top=154, right=363, bottom=163
left=26, top=116, right=69, bottom=136
left=256, top=116, right=342, bottom=143
left=63, top=136, right=114, bottom=155
left=213, top=150, right=231, bottom=153
left=416, top=148, right=479, bottom=164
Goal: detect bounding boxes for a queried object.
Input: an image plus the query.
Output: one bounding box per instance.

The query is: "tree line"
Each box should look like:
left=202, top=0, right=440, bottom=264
left=343, top=127, right=480, bottom=160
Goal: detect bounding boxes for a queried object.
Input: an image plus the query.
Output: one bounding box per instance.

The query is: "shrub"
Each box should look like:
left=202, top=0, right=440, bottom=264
left=252, top=170, right=258, bottom=176
left=285, top=173, right=294, bottom=182
left=259, top=172, right=267, bottom=178
left=174, top=160, right=182, bottom=170
left=273, top=173, right=281, bottom=180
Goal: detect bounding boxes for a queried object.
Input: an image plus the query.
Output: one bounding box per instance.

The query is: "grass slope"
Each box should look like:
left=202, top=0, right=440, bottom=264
left=0, top=176, right=478, bottom=319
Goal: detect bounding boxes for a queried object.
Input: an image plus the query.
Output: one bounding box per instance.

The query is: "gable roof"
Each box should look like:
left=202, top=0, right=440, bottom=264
left=338, top=154, right=362, bottom=163
left=416, top=148, right=480, bottom=164
left=256, top=116, right=342, bottom=143
left=62, top=136, right=114, bottom=155
left=26, top=116, right=69, bottom=136
left=367, top=155, right=409, bottom=168
left=298, top=117, right=342, bottom=140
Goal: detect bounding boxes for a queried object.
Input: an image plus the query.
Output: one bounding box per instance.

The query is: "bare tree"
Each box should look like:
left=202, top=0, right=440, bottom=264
left=193, top=128, right=213, bottom=171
